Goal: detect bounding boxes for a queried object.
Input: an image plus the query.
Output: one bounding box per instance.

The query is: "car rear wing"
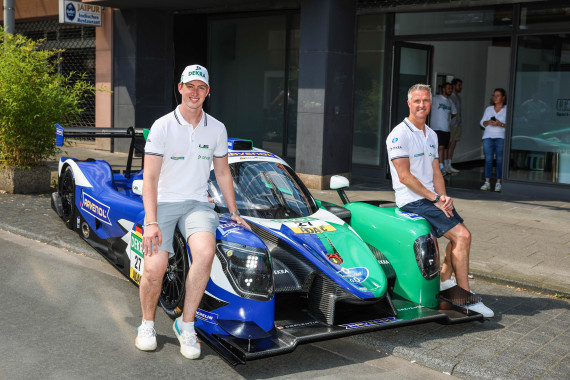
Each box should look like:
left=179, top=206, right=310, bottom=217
left=56, top=124, right=149, bottom=176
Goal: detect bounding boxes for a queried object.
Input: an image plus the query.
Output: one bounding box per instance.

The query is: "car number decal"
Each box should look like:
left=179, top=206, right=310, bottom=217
left=282, top=218, right=336, bottom=234
left=129, top=224, right=144, bottom=285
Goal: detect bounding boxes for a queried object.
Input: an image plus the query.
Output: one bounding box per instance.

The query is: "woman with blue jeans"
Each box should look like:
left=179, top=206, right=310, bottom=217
left=480, top=88, right=507, bottom=192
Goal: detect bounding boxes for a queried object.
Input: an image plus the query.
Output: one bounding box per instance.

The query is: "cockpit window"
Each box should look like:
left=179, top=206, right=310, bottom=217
left=208, top=160, right=318, bottom=219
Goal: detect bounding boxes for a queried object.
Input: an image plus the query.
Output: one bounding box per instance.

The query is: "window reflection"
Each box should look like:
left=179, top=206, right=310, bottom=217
left=510, top=35, right=570, bottom=184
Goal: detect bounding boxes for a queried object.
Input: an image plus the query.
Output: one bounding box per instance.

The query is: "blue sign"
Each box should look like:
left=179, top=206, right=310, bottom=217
left=65, top=3, right=76, bottom=21
left=81, top=193, right=111, bottom=225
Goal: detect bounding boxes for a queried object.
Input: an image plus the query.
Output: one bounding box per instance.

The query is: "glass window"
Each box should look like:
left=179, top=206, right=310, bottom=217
left=510, top=34, right=570, bottom=184
left=353, top=14, right=386, bottom=166
left=395, top=7, right=512, bottom=36
left=209, top=15, right=299, bottom=159
left=520, top=5, right=570, bottom=31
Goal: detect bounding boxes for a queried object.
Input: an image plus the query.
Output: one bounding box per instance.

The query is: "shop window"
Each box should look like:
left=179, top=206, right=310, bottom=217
left=520, top=5, right=570, bottom=30
left=510, top=34, right=570, bottom=184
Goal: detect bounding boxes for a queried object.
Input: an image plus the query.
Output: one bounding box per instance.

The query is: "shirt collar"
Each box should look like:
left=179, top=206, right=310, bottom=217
left=403, top=118, right=427, bottom=132
left=174, top=106, right=208, bottom=127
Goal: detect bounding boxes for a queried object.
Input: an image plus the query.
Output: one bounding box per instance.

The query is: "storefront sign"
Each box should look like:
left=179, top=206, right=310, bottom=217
left=59, top=0, right=102, bottom=26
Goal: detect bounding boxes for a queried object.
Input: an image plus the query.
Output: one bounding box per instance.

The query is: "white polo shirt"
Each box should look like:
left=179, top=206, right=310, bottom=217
left=145, top=107, right=228, bottom=203
left=386, top=118, right=439, bottom=208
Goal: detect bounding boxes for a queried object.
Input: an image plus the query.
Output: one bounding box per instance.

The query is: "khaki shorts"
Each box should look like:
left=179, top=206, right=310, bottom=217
left=450, top=123, right=462, bottom=142
left=149, top=200, right=218, bottom=257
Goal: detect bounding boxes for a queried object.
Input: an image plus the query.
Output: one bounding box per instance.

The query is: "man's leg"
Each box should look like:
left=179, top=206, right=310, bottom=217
left=182, top=231, right=216, bottom=322
left=440, top=241, right=454, bottom=281
left=442, top=223, right=471, bottom=291
left=139, top=250, right=169, bottom=321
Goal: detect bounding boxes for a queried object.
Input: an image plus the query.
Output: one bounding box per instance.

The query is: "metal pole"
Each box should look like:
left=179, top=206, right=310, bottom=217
left=3, top=0, right=15, bottom=34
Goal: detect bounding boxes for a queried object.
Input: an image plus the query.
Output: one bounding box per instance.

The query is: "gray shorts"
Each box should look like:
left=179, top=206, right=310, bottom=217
left=149, top=200, right=219, bottom=257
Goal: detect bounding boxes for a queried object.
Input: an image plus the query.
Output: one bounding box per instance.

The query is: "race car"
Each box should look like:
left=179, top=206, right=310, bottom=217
left=51, top=125, right=483, bottom=365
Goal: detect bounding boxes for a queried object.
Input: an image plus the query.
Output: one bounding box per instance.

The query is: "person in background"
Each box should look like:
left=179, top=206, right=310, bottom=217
left=480, top=88, right=507, bottom=192
left=447, top=78, right=463, bottom=173
left=430, top=82, right=457, bottom=176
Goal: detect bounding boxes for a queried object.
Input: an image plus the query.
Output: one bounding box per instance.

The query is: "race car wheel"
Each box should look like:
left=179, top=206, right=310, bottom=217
left=159, top=229, right=189, bottom=319
left=60, top=167, right=76, bottom=230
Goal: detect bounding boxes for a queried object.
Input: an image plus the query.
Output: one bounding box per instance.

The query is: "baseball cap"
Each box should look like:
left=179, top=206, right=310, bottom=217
left=180, top=64, right=209, bottom=86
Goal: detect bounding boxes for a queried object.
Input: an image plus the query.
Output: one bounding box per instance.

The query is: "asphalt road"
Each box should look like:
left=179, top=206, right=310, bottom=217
left=0, top=229, right=456, bottom=380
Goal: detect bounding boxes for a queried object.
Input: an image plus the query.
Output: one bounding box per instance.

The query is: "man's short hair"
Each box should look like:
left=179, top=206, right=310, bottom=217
left=408, top=84, right=432, bottom=101
left=451, top=78, right=462, bottom=85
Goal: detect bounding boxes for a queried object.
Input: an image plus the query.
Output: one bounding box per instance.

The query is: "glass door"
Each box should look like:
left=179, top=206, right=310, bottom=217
left=391, top=42, right=433, bottom=128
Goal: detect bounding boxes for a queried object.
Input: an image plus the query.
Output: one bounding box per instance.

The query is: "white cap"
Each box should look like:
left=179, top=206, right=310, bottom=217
left=180, top=64, right=209, bottom=86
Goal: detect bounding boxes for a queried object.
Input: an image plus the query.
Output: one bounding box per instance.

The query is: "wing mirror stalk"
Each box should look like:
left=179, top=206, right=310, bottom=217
left=329, top=175, right=350, bottom=205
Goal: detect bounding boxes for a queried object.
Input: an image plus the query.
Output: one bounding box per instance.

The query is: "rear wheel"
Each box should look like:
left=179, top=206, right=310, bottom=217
left=159, top=229, right=189, bottom=319
left=60, top=167, right=76, bottom=229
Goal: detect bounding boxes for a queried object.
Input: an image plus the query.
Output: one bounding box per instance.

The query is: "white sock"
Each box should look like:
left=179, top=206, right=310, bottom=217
left=180, top=315, right=195, bottom=333
left=440, top=163, right=445, bottom=169
left=445, top=159, right=450, bottom=167
left=141, top=320, right=154, bottom=328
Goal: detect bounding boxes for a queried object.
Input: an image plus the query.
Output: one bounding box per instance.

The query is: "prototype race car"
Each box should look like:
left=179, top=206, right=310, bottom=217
left=52, top=126, right=483, bottom=365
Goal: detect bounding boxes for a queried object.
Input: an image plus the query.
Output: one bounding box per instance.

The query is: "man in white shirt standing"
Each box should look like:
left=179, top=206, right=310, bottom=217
left=135, top=64, right=250, bottom=359
left=430, top=82, right=456, bottom=176
left=448, top=78, right=463, bottom=173
left=386, top=83, right=493, bottom=318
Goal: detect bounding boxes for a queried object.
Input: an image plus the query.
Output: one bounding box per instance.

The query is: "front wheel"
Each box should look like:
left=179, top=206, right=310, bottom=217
left=60, top=167, right=76, bottom=229
left=159, top=229, right=189, bottom=319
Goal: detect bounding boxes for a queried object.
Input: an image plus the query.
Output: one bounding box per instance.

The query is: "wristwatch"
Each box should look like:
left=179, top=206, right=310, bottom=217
left=431, top=194, right=440, bottom=203
left=230, top=210, right=240, bottom=217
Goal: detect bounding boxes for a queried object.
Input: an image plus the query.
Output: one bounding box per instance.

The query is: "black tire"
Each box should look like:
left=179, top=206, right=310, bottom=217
left=60, top=167, right=76, bottom=229
left=159, top=229, right=189, bottom=319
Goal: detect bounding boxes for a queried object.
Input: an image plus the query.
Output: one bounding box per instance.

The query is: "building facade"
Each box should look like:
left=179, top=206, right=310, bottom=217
left=3, top=0, right=569, bottom=199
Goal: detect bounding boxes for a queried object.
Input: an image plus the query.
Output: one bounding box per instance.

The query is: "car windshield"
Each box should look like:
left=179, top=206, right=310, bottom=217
left=208, top=160, right=318, bottom=219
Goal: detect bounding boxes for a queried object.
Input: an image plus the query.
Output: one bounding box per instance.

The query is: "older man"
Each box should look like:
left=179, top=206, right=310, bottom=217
left=386, top=83, right=493, bottom=318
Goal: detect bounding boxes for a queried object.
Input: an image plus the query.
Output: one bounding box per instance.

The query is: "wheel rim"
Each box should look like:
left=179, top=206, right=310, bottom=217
left=61, top=170, right=75, bottom=221
left=160, top=232, right=187, bottom=309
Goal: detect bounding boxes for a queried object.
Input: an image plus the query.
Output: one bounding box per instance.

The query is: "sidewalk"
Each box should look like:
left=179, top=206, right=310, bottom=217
left=4, top=143, right=570, bottom=295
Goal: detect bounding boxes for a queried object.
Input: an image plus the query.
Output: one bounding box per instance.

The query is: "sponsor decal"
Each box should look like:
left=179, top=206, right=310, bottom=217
left=170, top=156, right=185, bottom=160
left=338, top=267, right=369, bottom=284
left=430, top=144, right=436, bottom=149
left=186, top=67, right=207, bottom=80
left=414, top=153, right=425, bottom=157
left=327, top=253, right=343, bottom=265
left=389, top=145, right=403, bottom=151
left=397, top=305, right=424, bottom=312
left=229, top=151, right=280, bottom=159
left=283, top=218, right=336, bottom=234
left=199, top=144, right=211, bottom=150
left=274, top=269, right=289, bottom=275
left=217, top=221, right=240, bottom=237
left=340, top=317, right=398, bottom=329
left=197, top=154, right=211, bottom=160
left=277, top=321, right=320, bottom=330
left=397, top=210, right=425, bottom=221
left=65, top=3, right=76, bottom=21
left=437, top=103, right=451, bottom=110
left=392, top=137, right=398, bottom=143
left=196, top=309, right=218, bottom=324
left=81, top=193, right=111, bottom=225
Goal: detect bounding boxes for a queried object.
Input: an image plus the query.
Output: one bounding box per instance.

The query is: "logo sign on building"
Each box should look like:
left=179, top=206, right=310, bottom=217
left=59, top=0, right=102, bottom=26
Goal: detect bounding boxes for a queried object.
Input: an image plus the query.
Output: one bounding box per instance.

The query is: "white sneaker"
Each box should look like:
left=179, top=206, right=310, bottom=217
left=135, top=322, right=157, bottom=351
left=494, top=183, right=502, bottom=192
left=173, top=317, right=201, bottom=359
left=447, top=165, right=460, bottom=173
left=440, top=275, right=457, bottom=291
left=441, top=167, right=448, bottom=176
left=480, top=182, right=491, bottom=191
left=465, top=301, right=495, bottom=318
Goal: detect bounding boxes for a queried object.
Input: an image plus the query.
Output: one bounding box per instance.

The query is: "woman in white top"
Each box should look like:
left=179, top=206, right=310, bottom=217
left=479, top=88, right=507, bottom=192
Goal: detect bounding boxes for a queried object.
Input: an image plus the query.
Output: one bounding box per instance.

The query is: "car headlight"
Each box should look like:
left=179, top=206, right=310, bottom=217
left=216, top=241, right=274, bottom=301
left=413, top=234, right=440, bottom=280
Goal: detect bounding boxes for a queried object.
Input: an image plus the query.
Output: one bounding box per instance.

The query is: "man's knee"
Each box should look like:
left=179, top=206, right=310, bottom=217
left=447, top=223, right=471, bottom=245
left=188, top=232, right=216, bottom=264
left=142, top=251, right=168, bottom=283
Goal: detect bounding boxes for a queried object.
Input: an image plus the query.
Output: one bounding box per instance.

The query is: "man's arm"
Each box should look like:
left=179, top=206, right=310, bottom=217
left=392, top=157, right=452, bottom=216
left=142, top=154, right=163, bottom=255
left=213, top=156, right=250, bottom=229
left=432, top=158, right=453, bottom=214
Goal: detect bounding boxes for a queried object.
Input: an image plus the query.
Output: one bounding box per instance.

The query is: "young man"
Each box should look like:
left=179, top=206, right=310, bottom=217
left=448, top=78, right=463, bottom=173
left=136, top=64, right=250, bottom=359
left=385, top=84, right=493, bottom=318
left=430, top=82, right=456, bottom=176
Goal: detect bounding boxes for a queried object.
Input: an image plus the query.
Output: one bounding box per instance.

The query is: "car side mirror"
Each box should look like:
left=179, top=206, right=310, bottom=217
left=330, top=175, right=349, bottom=190
left=132, top=179, right=143, bottom=196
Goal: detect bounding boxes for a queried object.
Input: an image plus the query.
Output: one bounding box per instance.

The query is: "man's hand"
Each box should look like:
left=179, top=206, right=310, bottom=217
left=231, top=214, right=251, bottom=230
left=435, top=195, right=454, bottom=217
left=143, top=224, right=162, bottom=256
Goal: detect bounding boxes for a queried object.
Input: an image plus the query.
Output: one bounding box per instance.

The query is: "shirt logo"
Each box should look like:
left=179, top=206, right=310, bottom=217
left=392, top=137, right=398, bottom=143
left=438, top=103, right=451, bottom=110
left=170, top=156, right=185, bottom=160
left=199, top=144, right=211, bottom=150
left=414, top=153, right=424, bottom=157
